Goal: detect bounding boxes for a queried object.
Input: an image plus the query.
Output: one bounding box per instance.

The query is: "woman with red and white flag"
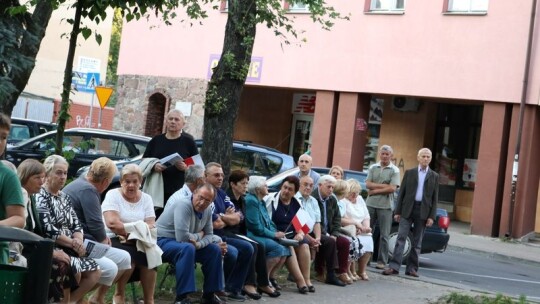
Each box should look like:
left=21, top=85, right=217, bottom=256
left=264, top=176, right=313, bottom=294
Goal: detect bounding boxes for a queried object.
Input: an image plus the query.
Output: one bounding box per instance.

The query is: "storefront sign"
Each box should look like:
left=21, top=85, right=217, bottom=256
left=356, top=118, right=367, bottom=131
left=207, top=54, right=263, bottom=83
left=292, top=94, right=316, bottom=114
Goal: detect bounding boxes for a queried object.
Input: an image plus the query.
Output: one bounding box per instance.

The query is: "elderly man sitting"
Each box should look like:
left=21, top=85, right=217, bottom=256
left=156, top=183, right=226, bottom=304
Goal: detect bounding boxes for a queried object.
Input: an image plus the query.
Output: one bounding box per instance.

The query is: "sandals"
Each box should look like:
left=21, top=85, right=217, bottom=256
left=359, top=272, right=370, bottom=281
left=307, top=285, right=315, bottom=293
left=297, top=286, right=308, bottom=294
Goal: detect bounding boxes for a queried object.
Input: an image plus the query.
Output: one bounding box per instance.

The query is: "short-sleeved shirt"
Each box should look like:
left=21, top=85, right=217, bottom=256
left=102, top=189, right=155, bottom=236
left=295, top=192, right=321, bottom=230
left=365, top=162, right=400, bottom=209
left=0, top=163, right=24, bottom=264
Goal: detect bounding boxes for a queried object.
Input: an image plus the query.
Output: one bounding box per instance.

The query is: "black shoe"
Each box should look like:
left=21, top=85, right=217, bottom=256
left=269, top=278, right=282, bottom=290
left=241, top=289, right=261, bottom=300
left=227, top=291, right=246, bottom=302
left=257, top=287, right=281, bottom=298
left=201, top=294, right=226, bottom=304
left=326, top=276, right=346, bottom=287
left=297, top=286, right=308, bottom=294
left=307, top=285, right=315, bottom=293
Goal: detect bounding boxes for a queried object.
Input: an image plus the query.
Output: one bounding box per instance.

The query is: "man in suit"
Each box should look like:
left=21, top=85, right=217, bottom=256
left=382, top=148, right=439, bottom=277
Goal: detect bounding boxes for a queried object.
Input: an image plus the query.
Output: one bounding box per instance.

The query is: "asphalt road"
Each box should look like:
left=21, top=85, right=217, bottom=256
left=415, top=248, right=540, bottom=302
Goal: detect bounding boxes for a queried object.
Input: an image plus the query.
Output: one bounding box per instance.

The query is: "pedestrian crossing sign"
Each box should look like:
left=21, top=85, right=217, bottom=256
left=95, top=86, right=113, bottom=109
left=86, top=72, right=100, bottom=90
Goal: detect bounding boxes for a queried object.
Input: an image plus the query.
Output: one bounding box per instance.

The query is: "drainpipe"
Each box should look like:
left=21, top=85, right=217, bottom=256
left=507, top=0, right=537, bottom=238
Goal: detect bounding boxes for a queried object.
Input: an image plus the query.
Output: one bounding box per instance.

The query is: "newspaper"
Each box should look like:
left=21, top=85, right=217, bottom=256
left=84, top=239, right=110, bottom=259
left=159, top=153, right=183, bottom=167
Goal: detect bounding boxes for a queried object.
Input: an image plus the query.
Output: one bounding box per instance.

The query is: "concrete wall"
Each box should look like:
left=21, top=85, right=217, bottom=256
left=118, top=1, right=540, bottom=105
left=234, top=87, right=296, bottom=153
left=377, top=98, right=437, bottom=175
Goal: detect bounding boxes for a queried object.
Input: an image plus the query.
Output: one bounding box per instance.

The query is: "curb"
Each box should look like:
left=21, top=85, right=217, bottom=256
left=446, top=244, right=540, bottom=266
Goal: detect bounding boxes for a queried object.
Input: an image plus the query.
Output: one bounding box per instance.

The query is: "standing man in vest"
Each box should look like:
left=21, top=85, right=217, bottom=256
left=383, top=148, right=438, bottom=277
left=366, top=145, right=401, bottom=269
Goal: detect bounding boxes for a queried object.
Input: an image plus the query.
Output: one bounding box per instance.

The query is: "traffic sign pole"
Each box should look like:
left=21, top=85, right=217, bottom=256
left=94, top=86, right=114, bottom=129
left=89, top=93, right=95, bottom=128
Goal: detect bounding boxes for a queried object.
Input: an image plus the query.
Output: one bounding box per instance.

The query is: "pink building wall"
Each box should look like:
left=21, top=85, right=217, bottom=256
left=118, top=1, right=540, bottom=105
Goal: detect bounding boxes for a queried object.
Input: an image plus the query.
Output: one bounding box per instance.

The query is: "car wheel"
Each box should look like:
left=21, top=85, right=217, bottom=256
left=388, top=226, right=412, bottom=264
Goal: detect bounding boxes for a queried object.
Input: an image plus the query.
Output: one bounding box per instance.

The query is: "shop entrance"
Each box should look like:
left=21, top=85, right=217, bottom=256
left=433, top=104, right=483, bottom=222
left=289, top=114, right=313, bottom=161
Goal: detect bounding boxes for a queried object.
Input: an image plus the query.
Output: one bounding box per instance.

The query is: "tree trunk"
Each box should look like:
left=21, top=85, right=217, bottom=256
left=55, top=1, right=83, bottom=155
left=201, top=0, right=257, bottom=183
left=0, top=0, right=54, bottom=115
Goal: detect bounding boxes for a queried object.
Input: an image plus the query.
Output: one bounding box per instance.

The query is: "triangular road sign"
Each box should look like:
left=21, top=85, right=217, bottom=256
left=95, top=86, right=113, bottom=109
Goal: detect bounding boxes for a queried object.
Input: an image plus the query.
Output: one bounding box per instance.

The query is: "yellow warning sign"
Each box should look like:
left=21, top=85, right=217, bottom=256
left=95, top=86, right=113, bottom=109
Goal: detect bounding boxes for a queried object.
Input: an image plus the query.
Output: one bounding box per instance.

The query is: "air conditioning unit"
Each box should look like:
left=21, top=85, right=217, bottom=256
left=392, top=96, right=421, bottom=112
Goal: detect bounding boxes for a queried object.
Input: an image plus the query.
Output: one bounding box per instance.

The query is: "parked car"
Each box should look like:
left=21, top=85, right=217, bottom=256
left=372, top=194, right=451, bottom=263
left=76, top=139, right=295, bottom=195
left=266, top=166, right=369, bottom=197
left=265, top=166, right=450, bottom=261
left=6, top=128, right=150, bottom=177
left=8, top=118, right=57, bottom=145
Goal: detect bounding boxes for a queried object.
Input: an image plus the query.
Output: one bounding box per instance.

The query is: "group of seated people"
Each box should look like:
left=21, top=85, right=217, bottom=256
left=0, top=138, right=373, bottom=304
left=155, top=162, right=374, bottom=304
left=3, top=153, right=161, bottom=304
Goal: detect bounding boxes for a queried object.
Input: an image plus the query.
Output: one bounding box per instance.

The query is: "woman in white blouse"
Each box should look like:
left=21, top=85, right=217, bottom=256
left=343, top=179, right=373, bottom=281
left=102, top=164, right=156, bottom=304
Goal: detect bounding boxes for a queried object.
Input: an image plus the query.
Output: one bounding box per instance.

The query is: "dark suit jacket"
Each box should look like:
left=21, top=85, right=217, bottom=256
left=395, top=167, right=439, bottom=221
left=311, top=188, right=341, bottom=237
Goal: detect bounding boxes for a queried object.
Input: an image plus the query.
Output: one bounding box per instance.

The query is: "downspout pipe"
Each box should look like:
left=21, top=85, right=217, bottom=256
left=507, top=0, right=538, bottom=238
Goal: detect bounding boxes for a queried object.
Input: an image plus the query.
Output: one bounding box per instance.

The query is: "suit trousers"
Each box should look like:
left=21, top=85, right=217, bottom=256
left=158, top=237, right=224, bottom=297
left=388, top=204, right=426, bottom=273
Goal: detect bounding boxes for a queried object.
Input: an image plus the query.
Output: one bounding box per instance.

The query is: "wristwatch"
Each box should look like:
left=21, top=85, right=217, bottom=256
left=219, top=213, right=225, bottom=218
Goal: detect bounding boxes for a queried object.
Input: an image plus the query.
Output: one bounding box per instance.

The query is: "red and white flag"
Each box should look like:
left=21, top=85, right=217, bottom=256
left=184, top=154, right=204, bottom=167
left=291, top=208, right=315, bottom=234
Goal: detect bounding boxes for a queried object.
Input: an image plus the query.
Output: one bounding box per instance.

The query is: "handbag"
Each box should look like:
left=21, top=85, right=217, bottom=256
left=277, top=237, right=299, bottom=248
left=340, top=225, right=357, bottom=237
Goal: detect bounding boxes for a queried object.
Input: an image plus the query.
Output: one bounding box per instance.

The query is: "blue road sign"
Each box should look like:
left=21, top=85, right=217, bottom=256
left=71, top=72, right=100, bottom=93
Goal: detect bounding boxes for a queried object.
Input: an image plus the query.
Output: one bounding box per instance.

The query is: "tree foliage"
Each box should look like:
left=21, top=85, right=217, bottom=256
left=0, top=0, right=55, bottom=115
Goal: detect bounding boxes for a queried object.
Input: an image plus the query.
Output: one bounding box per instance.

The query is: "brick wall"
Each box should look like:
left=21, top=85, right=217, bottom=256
left=53, top=99, right=115, bottom=130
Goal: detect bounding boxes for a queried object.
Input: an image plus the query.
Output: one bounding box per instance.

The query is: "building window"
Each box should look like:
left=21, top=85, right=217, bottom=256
left=447, top=0, right=488, bottom=13
left=220, top=0, right=228, bottom=12
left=286, top=1, right=310, bottom=13
left=369, top=0, right=405, bottom=12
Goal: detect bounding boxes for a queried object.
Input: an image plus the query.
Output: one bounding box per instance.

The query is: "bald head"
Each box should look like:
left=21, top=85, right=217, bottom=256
left=298, top=154, right=313, bottom=174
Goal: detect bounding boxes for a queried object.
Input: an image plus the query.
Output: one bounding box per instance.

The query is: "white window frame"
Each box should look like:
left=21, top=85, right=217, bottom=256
left=369, top=0, right=405, bottom=12
left=288, top=1, right=310, bottom=13
left=447, top=0, right=488, bottom=13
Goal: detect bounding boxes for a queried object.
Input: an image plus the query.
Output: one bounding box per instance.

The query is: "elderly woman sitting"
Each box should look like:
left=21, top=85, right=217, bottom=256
left=343, top=179, right=373, bottom=281
left=35, top=155, right=101, bottom=303
left=264, top=176, right=313, bottom=294
left=244, top=176, right=284, bottom=298
left=102, top=164, right=159, bottom=304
